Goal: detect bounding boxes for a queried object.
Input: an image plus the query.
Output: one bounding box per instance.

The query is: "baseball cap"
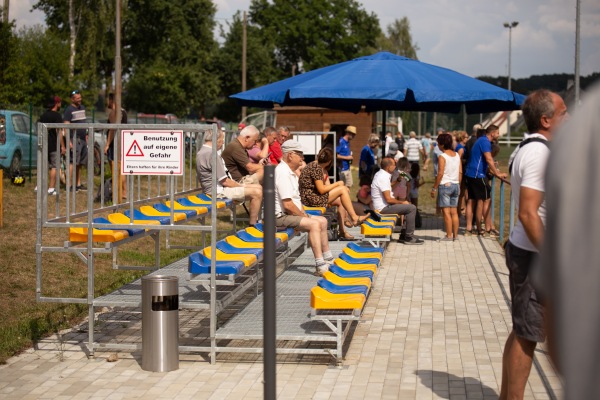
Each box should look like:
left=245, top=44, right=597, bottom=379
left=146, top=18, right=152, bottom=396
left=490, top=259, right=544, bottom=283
left=281, top=140, right=304, bottom=154
left=238, top=123, right=246, bottom=130
left=388, top=142, right=399, bottom=155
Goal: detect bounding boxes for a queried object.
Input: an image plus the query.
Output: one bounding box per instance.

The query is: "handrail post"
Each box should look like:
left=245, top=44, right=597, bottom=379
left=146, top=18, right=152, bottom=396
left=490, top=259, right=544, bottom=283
left=499, top=180, right=505, bottom=242
left=490, top=176, right=495, bottom=226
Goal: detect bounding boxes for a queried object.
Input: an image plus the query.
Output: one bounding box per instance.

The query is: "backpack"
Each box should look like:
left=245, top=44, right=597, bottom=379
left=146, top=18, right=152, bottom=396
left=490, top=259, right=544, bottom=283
left=509, top=137, right=549, bottom=175
left=94, top=178, right=113, bottom=203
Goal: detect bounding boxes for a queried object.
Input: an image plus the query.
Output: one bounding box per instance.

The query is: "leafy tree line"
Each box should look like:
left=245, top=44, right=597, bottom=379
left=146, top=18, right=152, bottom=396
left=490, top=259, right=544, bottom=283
left=0, top=0, right=417, bottom=121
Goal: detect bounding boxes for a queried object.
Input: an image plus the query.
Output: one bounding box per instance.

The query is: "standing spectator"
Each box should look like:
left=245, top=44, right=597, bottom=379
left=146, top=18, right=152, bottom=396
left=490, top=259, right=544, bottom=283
left=409, top=162, right=425, bottom=208
left=384, top=131, right=393, bottom=155
left=196, top=130, right=263, bottom=226
left=534, top=84, right=600, bottom=400
left=63, top=89, right=88, bottom=191
left=430, top=133, right=461, bottom=241
left=403, top=131, right=423, bottom=166
left=463, top=124, right=506, bottom=236
left=39, top=96, right=65, bottom=195
left=104, top=93, right=128, bottom=200
left=275, top=141, right=334, bottom=276
left=420, top=132, right=432, bottom=171
left=221, top=125, right=266, bottom=185
left=499, top=89, right=568, bottom=400
left=455, top=130, right=469, bottom=214
left=394, top=131, right=405, bottom=153
left=337, top=125, right=356, bottom=188
left=359, top=133, right=380, bottom=179
left=386, top=141, right=404, bottom=161
left=371, top=157, right=423, bottom=245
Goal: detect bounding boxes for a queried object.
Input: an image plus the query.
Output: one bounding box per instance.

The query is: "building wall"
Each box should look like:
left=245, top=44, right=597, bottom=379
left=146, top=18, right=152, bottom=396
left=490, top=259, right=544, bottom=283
left=276, top=107, right=375, bottom=161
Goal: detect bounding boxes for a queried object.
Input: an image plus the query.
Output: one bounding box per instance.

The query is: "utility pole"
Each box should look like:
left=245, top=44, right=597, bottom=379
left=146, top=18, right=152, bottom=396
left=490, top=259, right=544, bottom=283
left=241, top=11, right=247, bottom=121
left=503, top=21, right=518, bottom=146
left=2, top=0, right=9, bottom=23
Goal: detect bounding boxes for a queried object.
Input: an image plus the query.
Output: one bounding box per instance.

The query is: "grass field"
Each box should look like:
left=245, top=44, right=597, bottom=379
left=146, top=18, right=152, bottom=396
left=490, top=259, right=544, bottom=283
left=0, top=144, right=517, bottom=364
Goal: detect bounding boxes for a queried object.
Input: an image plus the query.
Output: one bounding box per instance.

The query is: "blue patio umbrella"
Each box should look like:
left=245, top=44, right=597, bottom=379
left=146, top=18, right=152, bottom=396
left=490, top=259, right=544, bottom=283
left=231, top=52, right=526, bottom=114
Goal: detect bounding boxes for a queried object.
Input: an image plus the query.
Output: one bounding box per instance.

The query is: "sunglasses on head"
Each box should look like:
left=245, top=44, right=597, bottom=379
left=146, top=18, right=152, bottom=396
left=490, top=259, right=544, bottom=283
left=70, top=90, right=80, bottom=96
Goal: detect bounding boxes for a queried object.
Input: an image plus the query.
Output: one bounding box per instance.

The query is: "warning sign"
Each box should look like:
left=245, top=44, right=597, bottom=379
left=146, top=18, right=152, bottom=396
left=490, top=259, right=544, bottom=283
left=120, top=130, right=183, bottom=175
left=126, top=140, right=144, bottom=157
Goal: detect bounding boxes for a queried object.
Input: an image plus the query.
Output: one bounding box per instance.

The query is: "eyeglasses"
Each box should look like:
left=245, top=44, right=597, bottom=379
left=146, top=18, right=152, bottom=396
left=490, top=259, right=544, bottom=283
left=70, top=90, right=80, bottom=96
left=292, top=151, right=304, bottom=159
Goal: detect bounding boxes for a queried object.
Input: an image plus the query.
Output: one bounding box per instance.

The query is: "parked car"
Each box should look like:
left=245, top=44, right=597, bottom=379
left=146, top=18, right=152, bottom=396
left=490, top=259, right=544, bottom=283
left=0, top=110, right=37, bottom=175
left=136, top=113, right=179, bottom=124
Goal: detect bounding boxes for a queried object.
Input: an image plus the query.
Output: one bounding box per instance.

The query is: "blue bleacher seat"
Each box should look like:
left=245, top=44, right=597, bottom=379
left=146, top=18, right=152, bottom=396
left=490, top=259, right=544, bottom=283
left=347, top=242, right=385, bottom=255
left=176, top=198, right=213, bottom=212
left=329, top=264, right=374, bottom=280
left=124, top=209, right=171, bottom=225
left=338, top=252, right=380, bottom=266
left=216, top=240, right=264, bottom=257
left=317, top=279, right=369, bottom=298
left=194, top=193, right=233, bottom=207
left=94, top=217, right=143, bottom=236
left=253, top=223, right=294, bottom=238
left=154, top=203, right=197, bottom=217
left=188, top=252, right=245, bottom=275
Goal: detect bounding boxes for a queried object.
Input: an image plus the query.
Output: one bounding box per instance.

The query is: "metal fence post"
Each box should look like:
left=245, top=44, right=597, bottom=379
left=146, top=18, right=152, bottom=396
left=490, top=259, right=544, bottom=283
left=499, top=180, right=505, bottom=242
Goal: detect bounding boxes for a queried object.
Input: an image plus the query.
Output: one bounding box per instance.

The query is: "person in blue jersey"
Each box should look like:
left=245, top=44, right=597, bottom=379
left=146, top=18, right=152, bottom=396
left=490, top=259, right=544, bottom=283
left=336, top=125, right=356, bottom=187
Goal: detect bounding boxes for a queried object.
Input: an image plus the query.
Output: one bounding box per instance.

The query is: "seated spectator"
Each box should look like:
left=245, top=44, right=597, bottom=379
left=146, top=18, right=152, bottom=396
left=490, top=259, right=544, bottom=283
left=275, top=141, right=334, bottom=276
left=221, top=125, right=266, bottom=185
left=359, top=134, right=380, bottom=179
left=372, top=157, right=423, bottom=245
left=247, top=132, right=269, bottom=164
left=263, top=127, right=278, bottom=165
left=357, top=174, right=374, bottom=211
left=196, top=130, right=263, bottom=225
left=299, top=147, right=368, bottom=240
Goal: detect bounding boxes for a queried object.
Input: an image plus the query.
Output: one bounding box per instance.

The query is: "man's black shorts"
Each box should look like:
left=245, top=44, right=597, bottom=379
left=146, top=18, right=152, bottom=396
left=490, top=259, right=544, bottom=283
left=465, top=176, right=491, bottom=200
left=505, top=240, right=545, bottom=343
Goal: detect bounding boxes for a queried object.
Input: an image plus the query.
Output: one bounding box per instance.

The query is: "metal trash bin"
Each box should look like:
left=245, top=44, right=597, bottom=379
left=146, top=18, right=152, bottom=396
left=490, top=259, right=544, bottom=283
left=141, top=275, right=179, bottom=372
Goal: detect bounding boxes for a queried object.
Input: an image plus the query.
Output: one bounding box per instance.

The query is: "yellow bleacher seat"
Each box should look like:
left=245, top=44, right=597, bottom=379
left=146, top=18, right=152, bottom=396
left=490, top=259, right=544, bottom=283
left=310, top=286, right=366, bottom=310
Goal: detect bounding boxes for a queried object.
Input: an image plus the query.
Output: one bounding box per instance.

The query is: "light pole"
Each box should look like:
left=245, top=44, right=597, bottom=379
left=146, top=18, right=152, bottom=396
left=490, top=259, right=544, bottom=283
left=503, top=21, right=518, bottom=146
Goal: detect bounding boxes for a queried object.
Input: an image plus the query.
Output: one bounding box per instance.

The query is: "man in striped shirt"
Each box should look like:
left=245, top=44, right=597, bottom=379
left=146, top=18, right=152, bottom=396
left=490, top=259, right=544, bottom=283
left=403, top=131, right=424, bottom=166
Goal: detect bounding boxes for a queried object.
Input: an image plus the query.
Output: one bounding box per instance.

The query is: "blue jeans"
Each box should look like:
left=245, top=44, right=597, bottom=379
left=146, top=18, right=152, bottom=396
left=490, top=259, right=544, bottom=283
left=437, top=183, right=459, bottom=208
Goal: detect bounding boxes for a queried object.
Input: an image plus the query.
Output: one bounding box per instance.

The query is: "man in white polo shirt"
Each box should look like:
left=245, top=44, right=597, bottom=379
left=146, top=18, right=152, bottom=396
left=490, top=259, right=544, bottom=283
left=275, top=140, right=334, bottom=276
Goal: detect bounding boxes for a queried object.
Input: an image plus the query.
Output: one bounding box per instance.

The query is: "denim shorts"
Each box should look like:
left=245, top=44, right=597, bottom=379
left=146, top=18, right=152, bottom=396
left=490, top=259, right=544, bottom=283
left=437, top=183, right=459, bottom=208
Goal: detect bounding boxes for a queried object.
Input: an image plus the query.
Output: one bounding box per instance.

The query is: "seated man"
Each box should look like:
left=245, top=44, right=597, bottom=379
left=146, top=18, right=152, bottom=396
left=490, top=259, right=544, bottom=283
left=221, top=125, right=266, bottom=185
left=275, top=140, right=334, bottom=276
left=371, top=157, right=423, bottom=245
left=196, top=130, right=263, bottom=225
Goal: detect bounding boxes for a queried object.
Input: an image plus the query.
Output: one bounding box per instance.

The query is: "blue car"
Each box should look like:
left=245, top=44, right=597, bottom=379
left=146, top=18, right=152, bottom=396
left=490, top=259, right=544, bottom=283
left=0, top=110, right=37, bottom=175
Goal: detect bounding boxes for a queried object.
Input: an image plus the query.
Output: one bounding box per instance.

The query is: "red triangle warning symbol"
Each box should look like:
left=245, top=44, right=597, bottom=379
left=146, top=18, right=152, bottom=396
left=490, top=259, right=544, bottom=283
left=126, top=140, right=144, bottom=157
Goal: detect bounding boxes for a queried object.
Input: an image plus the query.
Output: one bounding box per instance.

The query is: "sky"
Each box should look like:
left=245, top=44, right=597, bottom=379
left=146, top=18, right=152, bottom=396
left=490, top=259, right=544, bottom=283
left=10, top=0, right=600, bottom=80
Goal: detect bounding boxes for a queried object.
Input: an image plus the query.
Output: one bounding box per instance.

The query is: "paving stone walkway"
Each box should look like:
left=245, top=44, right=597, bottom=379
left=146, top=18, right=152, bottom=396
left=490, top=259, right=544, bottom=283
left=0, top=217, right=562, bottom=399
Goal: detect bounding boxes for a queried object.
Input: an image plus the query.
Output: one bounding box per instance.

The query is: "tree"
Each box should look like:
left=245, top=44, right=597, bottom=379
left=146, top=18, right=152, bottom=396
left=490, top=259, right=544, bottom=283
left=384, top=17, right=419, bottom=59
left=249, top=0, right=381, bottom=75
left=214, top=11, right=278, bottom=121
left=0, top=12, right=28, bottom=105
left=124, top=0, right=220, bottom=116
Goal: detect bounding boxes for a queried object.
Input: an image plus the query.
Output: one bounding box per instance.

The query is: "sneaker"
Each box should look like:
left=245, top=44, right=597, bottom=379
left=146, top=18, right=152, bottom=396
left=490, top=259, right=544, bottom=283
left=438, top=236, right=453, bottom=242
left=76, top=184, right=87, bottom=192
left=314, top=263, right=330, bottom=277
left=403, top=237, right=424, bottom=245
left=47, top=188, right=57, bottom=196
left=397, top=234, right=407, bottom=243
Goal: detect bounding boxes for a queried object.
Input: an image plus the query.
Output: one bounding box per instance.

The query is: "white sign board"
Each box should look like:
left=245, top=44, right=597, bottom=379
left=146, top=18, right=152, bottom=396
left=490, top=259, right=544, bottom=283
left=121, top=130, right=184, bottom=175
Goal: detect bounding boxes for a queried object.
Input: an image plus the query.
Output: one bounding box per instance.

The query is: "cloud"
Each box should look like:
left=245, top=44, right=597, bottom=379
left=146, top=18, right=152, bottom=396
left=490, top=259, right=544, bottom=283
left=10, top=0, right=45, bottom=29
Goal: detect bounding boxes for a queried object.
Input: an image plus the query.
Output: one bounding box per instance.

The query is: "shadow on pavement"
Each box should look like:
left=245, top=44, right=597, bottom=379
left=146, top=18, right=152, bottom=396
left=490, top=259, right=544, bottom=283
left=415, top=369, right=498, bottom=399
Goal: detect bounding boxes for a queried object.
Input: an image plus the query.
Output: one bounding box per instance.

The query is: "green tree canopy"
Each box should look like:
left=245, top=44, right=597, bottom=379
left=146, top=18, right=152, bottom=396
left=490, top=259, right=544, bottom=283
left=124, top=0, right=220, bottom=116
left=249, top=0, right=381, bottom=75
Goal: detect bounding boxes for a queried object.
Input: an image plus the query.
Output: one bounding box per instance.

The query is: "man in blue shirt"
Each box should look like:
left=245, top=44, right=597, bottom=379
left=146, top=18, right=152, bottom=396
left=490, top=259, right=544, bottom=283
left=464, top=124, right=506, bottom=235
left=337, top=125, right=356, bottom=187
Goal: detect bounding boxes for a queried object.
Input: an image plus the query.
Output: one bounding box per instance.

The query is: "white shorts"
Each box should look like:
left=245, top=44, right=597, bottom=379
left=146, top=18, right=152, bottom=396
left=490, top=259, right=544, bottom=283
left=222, top=186, right=246, bottom=202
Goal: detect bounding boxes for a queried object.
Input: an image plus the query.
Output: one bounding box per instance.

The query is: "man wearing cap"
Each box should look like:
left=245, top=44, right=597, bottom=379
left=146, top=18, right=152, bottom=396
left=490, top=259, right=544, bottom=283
left=63, top=90, right=88, bottom=191
left=275, top=140, right=334, bottom=276
left=196, top=129, right=263, bottom=225
left=359, top=133, right=380, bottom=179
left=221, top=125, right=266, bottom=185
left=337, top=126, right=356, bottom=187
left=387, top=142, right=404, bottom=161
left=39, top=96, right=65, bottom=195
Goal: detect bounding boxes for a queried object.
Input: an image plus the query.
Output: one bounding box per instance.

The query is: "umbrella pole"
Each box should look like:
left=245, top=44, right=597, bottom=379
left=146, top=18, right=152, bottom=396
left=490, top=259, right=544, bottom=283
left=381, top=110, right=387, bottom=145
